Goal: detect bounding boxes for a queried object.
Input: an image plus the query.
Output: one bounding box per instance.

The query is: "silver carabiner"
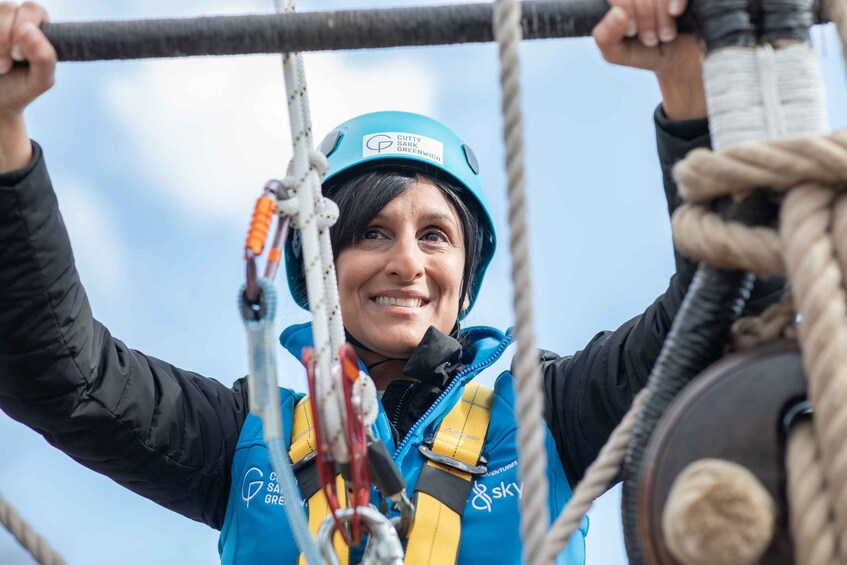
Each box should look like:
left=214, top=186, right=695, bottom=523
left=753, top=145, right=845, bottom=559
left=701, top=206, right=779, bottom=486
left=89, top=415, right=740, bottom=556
left=316, top=506, right=404, bottom=565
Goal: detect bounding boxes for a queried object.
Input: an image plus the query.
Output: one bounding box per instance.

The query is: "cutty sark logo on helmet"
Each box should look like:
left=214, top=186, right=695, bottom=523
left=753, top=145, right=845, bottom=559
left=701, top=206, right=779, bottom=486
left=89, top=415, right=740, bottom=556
left=362, top=131, right=445, bottom=165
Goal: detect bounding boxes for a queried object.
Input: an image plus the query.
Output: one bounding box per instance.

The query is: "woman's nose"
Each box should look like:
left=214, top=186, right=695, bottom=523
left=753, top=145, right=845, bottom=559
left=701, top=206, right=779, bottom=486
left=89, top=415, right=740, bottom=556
left=386, top=235, right=425, bottom=281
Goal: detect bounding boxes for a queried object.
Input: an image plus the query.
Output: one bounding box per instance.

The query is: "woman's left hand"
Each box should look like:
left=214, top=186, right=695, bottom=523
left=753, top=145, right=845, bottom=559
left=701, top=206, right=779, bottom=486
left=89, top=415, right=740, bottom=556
left=592, top=1, right=707, bottom=121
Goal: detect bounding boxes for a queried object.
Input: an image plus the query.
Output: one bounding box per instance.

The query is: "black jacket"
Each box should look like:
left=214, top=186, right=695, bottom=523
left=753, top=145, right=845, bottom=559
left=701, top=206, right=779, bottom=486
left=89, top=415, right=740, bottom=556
left=0, top=107, right=785, bottom=531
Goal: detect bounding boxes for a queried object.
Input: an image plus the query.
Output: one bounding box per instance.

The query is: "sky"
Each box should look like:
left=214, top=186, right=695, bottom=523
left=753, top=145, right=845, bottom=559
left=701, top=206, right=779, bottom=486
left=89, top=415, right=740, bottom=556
left=0, top=1, right=845, bottom=564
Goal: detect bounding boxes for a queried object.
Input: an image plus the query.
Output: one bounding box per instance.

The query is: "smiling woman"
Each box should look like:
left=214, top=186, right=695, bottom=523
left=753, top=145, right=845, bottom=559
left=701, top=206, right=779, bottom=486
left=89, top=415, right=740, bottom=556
left=0, top=1, right=799, bottom=564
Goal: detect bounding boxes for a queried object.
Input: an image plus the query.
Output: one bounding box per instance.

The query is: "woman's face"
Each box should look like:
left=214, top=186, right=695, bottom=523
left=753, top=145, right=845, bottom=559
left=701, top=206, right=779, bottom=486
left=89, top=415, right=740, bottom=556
left=336, top=181, right=466, bottom=359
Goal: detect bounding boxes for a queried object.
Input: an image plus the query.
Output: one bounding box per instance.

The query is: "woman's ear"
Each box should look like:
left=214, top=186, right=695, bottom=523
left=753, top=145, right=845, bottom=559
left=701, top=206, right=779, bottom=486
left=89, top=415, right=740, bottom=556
left=462, top=294, right=471, bottom=313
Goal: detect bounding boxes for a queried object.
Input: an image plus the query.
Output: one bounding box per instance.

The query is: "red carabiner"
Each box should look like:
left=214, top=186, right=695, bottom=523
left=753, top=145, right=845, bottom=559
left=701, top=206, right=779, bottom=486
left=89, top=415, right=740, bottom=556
left=303, top=345, right=371, bottom=546
left=339, top=343, right=370, bottom=544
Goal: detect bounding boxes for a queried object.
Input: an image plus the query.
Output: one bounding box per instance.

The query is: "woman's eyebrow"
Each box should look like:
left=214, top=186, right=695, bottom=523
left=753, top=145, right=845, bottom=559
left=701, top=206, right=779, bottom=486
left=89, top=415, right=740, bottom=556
left=371, top=211, right=458, bottom=226
left=419, top=212, right=458, bottom=226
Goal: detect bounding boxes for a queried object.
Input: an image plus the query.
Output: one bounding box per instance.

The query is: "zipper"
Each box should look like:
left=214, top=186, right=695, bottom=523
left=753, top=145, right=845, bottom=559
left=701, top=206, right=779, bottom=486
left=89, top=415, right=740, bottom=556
left=389, top=381, right=418, bottom=433
left=392, top=332, right=513, bottom=459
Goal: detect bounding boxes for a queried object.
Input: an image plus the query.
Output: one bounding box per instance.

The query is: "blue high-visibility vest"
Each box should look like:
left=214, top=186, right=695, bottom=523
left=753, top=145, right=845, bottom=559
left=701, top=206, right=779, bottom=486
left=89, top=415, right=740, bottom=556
left=218, top=323, right=589, bottom=564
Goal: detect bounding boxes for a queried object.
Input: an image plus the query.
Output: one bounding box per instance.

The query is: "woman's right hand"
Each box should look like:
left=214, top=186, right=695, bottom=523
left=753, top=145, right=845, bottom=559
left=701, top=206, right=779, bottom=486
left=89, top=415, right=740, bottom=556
left=0, top=2, right=55, bottom=173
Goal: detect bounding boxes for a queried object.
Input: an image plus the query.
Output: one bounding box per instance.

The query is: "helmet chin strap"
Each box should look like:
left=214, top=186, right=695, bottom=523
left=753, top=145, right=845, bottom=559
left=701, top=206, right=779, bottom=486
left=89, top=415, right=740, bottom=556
left=344, top=329, right=407, bottom=372
left=345, top=318, right=463, bottom=373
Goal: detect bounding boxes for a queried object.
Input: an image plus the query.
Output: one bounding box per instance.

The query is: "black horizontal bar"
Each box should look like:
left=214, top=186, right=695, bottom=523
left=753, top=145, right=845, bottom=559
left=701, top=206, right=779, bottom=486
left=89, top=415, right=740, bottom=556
left=40, top=1, right=650, bottom=62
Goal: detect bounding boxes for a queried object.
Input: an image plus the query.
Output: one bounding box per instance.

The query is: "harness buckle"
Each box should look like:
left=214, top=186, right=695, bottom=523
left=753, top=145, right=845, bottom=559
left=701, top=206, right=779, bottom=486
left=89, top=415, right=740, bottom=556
left=291, top=449, right=317, bottom=472
left=418, top=441, right=488, bottom=475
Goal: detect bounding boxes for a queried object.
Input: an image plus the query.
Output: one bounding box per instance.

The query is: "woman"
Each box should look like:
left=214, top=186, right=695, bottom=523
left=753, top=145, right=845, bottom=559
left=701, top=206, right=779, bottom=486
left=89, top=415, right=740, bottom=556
left=0, top=2, right=783, bottom=564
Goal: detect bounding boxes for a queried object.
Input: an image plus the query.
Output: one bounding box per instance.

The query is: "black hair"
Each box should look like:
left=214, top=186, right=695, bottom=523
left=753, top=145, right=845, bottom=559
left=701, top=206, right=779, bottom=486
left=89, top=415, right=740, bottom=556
left=294, top=168, right=483, bottom=322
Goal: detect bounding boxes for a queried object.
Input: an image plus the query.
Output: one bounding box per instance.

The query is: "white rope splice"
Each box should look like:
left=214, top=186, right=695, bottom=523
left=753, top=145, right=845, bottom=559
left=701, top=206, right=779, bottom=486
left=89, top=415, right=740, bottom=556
left=0, top=492, right=65, bottom=565
left=703, top=44, right=828, bottom=150
left=492, top=2, right=550, bottom=564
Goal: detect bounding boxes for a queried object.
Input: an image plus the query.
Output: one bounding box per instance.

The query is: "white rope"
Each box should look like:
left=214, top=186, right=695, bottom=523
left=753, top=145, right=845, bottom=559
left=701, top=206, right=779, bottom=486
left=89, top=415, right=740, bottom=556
left=703, top=44, right=828, bottom=150
left=492, top=2, right=550, bottom=564
left=272, top=0, right=363, bottom=466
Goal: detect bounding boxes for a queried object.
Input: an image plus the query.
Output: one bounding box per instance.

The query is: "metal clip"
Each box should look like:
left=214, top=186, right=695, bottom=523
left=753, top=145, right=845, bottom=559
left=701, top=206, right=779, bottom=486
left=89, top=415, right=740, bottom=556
left=291, top=449, right=317, bottom=472
left=418, top=443, right=488, bottom=475
left=316, top=506, right=404, bottom=565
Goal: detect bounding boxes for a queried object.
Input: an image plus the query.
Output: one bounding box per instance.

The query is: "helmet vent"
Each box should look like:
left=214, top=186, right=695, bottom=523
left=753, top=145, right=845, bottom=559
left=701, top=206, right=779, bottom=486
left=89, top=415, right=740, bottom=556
left=462, top=143, right=480, bottom=174
left=319, top=129, right=344, bottom=157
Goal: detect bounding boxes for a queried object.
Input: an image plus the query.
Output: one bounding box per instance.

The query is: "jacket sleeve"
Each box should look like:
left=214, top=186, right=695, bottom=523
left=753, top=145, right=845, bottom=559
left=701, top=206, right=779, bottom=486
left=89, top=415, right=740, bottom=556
left=0, top=143, right=249, bottom=530
left=542, top=107, right=787, bottom=486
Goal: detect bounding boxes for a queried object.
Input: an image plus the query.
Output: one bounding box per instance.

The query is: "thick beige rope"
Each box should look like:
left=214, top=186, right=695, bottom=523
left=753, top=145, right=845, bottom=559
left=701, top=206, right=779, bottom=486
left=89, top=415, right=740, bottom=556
left=730, top=292, right=796, bottom=351
left=781, top=182, right=847, bottom=560
left=544, top=392, right=645, bottom=562
left=662, top=459, right=775, bottom=565
left=786, top=419, right=840, bottom=565
left=671, top=132, right=847, bottom=276
left=0, top=493, right=65, bottom=565
left=671, top=130, right=847, bottom=563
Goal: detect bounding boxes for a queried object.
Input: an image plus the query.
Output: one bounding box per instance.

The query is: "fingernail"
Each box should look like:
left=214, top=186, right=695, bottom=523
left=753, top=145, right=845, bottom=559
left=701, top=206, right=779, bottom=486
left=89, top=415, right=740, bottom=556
left=659, top=26, right=677, bottom=43
left=669, top=0, right=684, bottom=16
left=10, top=44, right=22, bottom=62
left=626, top=19, right=638, bottom=38
left=0, top=58, right=11, bottom=74
left=641, top=31, right=659, bottom=47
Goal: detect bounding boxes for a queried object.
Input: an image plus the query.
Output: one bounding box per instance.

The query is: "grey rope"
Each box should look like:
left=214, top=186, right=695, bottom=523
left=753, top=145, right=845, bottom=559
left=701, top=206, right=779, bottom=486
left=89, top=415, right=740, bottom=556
left=493, top=2, right=549, bottom=564
left=0, top=493, right=65, bottom=565
left=34, top=0, right=826, bottom=62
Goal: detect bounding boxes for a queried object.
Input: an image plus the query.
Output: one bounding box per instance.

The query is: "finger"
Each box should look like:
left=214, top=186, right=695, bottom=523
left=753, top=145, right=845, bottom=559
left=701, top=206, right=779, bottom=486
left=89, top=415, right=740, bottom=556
left=11, top=1, right=47, bottom=60
left=0, top=2, right=16, bottom=74
left=14, top=21, right=55, bottom=94
left=668, top=0, right=688, bottom=17
left=633, top=0, right=659, bottom=47
left=593, top=7, right=657, bottom=69
left=592, top=6, right=630, bottom=51
left=655, top=0, right=677, bottom=43
left=616, top=0, right=639, bottom=37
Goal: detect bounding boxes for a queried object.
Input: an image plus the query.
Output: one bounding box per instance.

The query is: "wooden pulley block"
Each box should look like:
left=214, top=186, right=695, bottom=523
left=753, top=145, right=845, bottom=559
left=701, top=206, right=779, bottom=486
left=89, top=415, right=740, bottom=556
left=636, top=340, right=807, bottom=564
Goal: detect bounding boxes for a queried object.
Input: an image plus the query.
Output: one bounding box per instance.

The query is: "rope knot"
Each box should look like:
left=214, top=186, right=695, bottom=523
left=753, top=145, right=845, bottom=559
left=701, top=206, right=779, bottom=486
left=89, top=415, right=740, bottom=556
left=309, top=150, right=329, bottom=178
left=316, top=196, right=339, bottom=228
left=275, top=178, right=301, bottom=226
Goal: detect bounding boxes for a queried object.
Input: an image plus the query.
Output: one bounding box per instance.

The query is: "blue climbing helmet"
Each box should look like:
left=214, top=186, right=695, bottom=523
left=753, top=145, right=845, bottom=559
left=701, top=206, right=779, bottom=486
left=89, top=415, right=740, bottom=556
left=284, top=111, right=497, bottom=317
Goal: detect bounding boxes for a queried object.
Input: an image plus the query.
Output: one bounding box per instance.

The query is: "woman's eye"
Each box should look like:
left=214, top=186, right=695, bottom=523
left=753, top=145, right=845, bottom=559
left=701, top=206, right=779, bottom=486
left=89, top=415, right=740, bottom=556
left=361, top=228, right=383, bottom=240
left=421, top=230, right=448, bottom=243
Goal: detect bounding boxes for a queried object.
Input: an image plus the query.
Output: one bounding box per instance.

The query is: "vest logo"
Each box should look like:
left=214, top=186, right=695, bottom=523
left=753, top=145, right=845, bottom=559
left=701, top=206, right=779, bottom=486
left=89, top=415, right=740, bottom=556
left=240, top=467, right=306, bottom=509
left=241, top=467, right=264, bottom=508
left=470, top=480, right=524, bottom=512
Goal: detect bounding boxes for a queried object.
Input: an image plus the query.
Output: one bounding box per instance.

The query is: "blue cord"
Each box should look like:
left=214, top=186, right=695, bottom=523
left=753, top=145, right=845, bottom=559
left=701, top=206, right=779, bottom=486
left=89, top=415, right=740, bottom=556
left=241, top=278, right=323, bottom=565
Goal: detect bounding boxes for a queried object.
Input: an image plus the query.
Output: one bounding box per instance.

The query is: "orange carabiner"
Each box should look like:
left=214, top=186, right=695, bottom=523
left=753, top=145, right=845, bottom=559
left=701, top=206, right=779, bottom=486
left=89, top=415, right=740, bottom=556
left=243, top=180, right=290, bottom=307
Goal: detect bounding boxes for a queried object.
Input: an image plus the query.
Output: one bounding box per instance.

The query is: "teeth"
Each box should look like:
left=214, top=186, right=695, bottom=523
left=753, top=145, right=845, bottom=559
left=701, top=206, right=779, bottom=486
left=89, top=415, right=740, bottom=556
left=375, top=296, right=423, bottom=308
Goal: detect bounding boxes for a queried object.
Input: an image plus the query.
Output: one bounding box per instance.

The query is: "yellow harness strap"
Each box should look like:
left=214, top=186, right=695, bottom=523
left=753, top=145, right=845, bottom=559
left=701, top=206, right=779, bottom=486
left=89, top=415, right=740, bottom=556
left=290, top=398, right=349, bottom=565
left=405, top=382, right=495, bottom=565
left=289, top=384, right=494, bottom=565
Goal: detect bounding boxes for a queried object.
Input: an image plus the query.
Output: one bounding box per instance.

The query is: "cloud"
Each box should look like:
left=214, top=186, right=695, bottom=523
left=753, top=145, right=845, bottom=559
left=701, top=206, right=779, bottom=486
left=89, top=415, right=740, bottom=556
left=101, top=52, right=440, bottom=224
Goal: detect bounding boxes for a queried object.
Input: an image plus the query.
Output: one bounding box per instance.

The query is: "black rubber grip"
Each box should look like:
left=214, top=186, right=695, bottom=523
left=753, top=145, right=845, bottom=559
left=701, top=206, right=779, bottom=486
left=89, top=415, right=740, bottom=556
left=692, top=0, right=757, bottom=50
left=760, top=0, right=817, bottom=44
left=32, top=1, right=699, bottom=62
left=621, top=264, right=756, bottom=564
